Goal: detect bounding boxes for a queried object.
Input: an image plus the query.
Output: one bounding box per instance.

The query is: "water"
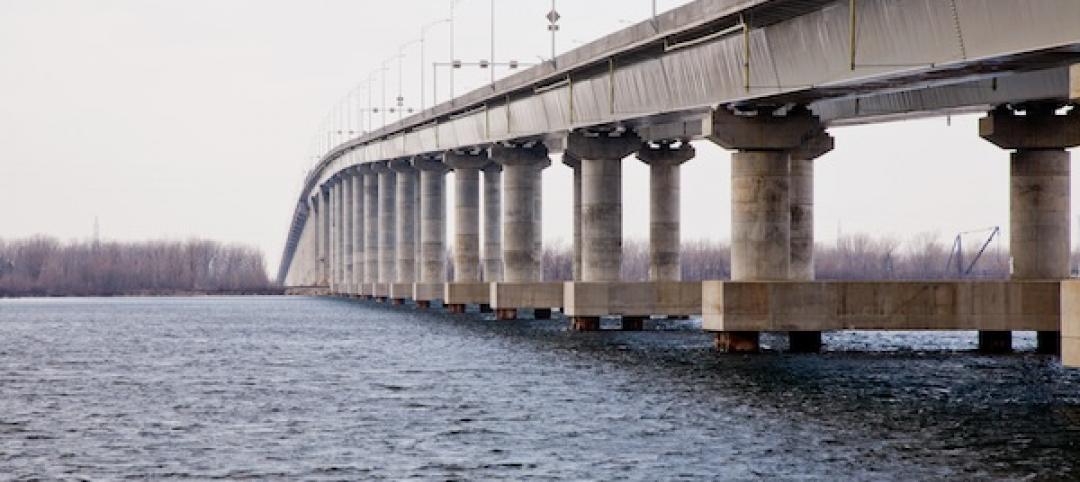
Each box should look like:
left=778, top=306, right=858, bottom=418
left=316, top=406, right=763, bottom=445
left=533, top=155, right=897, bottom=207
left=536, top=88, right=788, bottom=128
left=1, top=296, right=1079, bottom=480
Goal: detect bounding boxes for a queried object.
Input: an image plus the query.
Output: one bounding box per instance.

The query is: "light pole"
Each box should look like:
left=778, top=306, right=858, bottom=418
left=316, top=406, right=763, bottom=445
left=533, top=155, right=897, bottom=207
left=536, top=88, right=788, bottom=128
left=398, top=39, right=420, bottom=122
left=380, top=56, right=398, bottom=127
left=420, top=18, right=451, bottom=111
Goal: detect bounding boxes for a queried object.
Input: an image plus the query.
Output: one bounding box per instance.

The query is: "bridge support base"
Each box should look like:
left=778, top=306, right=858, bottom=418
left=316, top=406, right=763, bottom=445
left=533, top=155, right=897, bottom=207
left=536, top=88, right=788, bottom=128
left=479, top=304, right=493, bottom=313
left=447, top=304, right=466, bottom=314
left=417, top=300, right=430, bottom=309
left=716, top=332, right=760, bottom=353
left=496, top=308, right=517, bottom=321
left=570, top=316, right=600, bottom=331
left=534, top=308, right=552, bottom=320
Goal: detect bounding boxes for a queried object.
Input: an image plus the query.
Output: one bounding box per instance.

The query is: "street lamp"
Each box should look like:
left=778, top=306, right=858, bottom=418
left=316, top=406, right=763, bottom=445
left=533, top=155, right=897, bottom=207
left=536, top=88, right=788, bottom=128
left=420, top=18, right=451, bottom=111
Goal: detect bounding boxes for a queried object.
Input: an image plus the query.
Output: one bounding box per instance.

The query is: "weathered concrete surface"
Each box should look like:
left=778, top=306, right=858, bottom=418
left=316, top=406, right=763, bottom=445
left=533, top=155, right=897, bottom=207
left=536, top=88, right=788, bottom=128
left=414, top=157, right=448, bottom=285
left=490, top=282, right=564, bottom=310
left=491, top=144, right=550, bottom=283
left=563, top=281, right=702, bottom=317
left=373, top=282, right=391, bottom=298
left=389, top=283, right=413, bottom=301
left=350, top=171, right=365, bottom=294
left=482, top=163, right=503, bottom=282
left=363, top=172, right=379, bottom=287
left=445, top=151, right=487, bottom=282
left=444, top=282, right=490, bottom=306
left=637, top=142, right=695, bottom=281
left=391, top=160, right=417, bottom=284
left=730, top=151, right=791, bottom=280
left=413, top=282, right=444, bottom=302
left=703, top=281, right=1062, bottom=332
left=569, top=132, right=641, bottom=282
left=563, top=153, right=583, bottom=281
left=1009, top=149, right=1071, bottom=280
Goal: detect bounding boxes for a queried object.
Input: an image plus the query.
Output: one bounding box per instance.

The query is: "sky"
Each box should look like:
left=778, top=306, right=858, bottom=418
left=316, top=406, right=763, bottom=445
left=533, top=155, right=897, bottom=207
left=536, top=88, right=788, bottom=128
left=0, top=0, right=1076, bottom=275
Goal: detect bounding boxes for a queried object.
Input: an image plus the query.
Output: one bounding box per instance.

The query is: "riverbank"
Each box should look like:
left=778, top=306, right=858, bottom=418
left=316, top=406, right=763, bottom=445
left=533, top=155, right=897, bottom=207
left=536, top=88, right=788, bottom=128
left=0, top=288, right=285, bottom=298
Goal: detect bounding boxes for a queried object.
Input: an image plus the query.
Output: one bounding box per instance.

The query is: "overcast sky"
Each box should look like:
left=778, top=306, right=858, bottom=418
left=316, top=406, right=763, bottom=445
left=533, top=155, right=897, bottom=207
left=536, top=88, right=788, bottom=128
left=1, top=0, right=1076, bottom=274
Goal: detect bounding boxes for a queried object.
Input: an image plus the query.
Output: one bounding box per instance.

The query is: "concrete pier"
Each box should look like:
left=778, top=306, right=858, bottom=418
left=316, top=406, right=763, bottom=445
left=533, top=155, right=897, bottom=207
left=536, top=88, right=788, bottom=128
left=341, top=172, right=353, bottom=294
left=391, top=159, right=417, bottom=299
left=980, top=104, right=1080, bottom=355
left=707, top=108, right=823, bottom=351
left=489, top=144, right=550, bottom=319
left=564, top=131, right=641, bottom=330
left=482, top=163, right=503, bottom=282
left=318, top=187, right=330, bottom=287
left=637, top=142, right=694, bottom=282
left=444, top=151, right=489, bottom=311
left=563, top=153, right=583, bottom=281
left=363, top=170, right=379, bottom=296
left=373, top=162, right=397, bottom=289
left=351, top=169, right=365, bottom=294
left=330, top=179, right=341, bottom=293
left=414, top=157, right=449, bottom=305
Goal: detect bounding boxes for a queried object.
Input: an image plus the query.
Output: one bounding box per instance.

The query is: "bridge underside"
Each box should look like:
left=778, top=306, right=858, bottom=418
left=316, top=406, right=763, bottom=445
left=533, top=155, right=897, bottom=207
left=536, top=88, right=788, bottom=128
left=278, top=0, right=1080, bottom=366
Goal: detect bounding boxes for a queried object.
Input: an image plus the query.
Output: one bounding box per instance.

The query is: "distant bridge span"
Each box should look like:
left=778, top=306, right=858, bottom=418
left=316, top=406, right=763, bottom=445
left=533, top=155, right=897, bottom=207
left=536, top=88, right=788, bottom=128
left=277, top=0, right=1080, bottom=364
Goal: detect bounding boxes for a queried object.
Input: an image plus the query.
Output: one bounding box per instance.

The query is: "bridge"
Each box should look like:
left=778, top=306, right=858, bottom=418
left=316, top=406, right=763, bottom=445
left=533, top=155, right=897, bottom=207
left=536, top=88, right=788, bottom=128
left=276, top=0, right=1080, bottom=366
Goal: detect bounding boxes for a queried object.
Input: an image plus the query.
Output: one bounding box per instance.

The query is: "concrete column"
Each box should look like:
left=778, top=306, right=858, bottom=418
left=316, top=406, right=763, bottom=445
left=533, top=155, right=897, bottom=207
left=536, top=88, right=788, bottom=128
left=563, top=153, right=582, bottom=281
left=491, top=144, right=550, bottom=283
left=343, top=173, right=355, bottom=294
left=533, top=159, right=550, bottom=280
left=482, top=163, right=503, bottom=282
left=414, top=169, right=422, bottom=282
left=731, top=151, right=791, bottom=281
left=415, top=157, right=449, bottom=286
left=563, top=131, right=640, bottom=330
left=708, top=108, right=823, bottom=351
left=980, top=104, right=1080, bottom=355
left=391, top=159, right=417, bottom=286
left=363, top=171, right=379, bottom=291
left=351, top=170, right=365, bottom=294
left=444, top=151, right=488, bottom=283
left=567, top=131, right=640, bottom=283
left=317, top=188, right=330, bottom=287
left=329, top=180, right=339, bottom=293
left=373, top=163, right=397, bottom=286
left=637, top=142, right=695, bottom=281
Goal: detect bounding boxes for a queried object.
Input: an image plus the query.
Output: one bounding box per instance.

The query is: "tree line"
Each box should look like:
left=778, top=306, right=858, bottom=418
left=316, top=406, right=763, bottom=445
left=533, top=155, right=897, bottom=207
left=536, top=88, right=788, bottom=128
left=0, top=237, right=273, bottom=297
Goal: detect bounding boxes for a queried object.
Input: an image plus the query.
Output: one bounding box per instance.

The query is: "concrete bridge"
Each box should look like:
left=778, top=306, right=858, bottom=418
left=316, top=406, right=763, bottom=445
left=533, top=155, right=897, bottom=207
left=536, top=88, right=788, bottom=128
left=277, top=0, right=1080, bottom=366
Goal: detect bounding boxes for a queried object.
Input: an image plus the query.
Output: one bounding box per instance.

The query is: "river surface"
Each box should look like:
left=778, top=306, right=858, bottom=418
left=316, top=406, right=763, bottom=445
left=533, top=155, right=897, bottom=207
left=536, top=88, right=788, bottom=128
left=1, top=296, right=1079, bottom=480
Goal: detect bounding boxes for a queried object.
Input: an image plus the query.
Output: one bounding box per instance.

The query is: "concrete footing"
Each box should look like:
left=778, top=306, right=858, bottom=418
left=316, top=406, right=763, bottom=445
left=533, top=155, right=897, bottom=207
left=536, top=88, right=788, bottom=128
left=563, top=281, right=701, bottom=319
left=417, top=300, right=431, bottom=309
left=570, top=316, right=601, bottom=331
left=496, top=308, right=517, bottom=321
left=447, top=304, right=466, bottom=314
left=490, top=282, right=563, bottom=315
left=716, top=332, right=760, bottom=353
left=444, top=282, right=489, bottom=308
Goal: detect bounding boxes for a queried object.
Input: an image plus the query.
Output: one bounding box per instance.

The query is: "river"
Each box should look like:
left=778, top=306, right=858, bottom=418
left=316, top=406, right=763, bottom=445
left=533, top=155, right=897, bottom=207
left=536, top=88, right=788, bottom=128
left=1, top=296, right=1079, bottom=480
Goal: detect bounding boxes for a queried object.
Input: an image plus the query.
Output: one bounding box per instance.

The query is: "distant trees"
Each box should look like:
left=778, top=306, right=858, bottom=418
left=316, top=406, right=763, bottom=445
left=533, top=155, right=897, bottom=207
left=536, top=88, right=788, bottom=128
left=0, top=236, right=272, bottom=297
left=524, top=233, right=1020, bottom=282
